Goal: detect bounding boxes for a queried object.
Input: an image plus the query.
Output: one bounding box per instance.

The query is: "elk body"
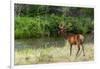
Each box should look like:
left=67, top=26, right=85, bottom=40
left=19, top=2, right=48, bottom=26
left=58, top=24, right=85, bottom=56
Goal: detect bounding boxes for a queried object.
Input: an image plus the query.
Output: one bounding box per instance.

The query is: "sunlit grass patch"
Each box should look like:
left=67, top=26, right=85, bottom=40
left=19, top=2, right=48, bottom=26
left=15, top=39, right=94, bottom=65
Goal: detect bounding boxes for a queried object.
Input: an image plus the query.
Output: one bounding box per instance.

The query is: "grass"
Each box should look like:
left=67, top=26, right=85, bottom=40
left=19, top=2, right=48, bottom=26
left=15, top=38, right=94, bottom=65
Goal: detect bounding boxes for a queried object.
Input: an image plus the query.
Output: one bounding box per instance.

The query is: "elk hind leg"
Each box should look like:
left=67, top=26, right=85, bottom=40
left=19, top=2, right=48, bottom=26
left=81, top=44, right=85, bottom=56
left=70, top=44, right=72, bottom=56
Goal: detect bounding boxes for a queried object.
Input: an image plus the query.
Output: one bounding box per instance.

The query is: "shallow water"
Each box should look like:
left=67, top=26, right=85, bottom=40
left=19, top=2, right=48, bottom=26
left=15, top=38, right=66, bottom=49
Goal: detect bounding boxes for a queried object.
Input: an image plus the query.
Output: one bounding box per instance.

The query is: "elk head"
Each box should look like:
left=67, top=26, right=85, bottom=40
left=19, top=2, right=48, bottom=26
left=58, top=23, right=67, bottom=38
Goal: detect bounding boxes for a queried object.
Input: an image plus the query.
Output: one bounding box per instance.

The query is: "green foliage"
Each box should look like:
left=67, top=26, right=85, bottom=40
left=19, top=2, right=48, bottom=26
left=15, top=15, right=93, bottom=39
left=65, top=17, right=93, bottom=34
left=15, top=4, right=94, bottom=39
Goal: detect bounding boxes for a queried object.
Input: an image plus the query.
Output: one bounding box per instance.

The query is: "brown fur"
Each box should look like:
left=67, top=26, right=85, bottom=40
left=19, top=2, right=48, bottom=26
left=67, top=34, right=84, bottom=45
left=58, top=24, right=85, bottom=56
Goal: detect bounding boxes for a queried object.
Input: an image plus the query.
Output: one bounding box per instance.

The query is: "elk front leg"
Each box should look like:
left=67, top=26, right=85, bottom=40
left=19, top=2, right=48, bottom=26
left=76, top=44, right=80, bottom=56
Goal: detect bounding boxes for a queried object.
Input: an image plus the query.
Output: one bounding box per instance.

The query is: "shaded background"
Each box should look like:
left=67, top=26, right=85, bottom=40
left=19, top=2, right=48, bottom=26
left=14, top=4, right=94, bottom=39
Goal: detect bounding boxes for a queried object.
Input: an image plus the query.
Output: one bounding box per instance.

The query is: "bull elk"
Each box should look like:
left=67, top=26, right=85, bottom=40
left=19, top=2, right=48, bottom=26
left=58, top=23, right=85, bottom=56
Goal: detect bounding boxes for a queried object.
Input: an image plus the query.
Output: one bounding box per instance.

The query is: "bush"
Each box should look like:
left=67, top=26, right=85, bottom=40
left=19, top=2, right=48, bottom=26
left=15, top=15, right=93, bottom=39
